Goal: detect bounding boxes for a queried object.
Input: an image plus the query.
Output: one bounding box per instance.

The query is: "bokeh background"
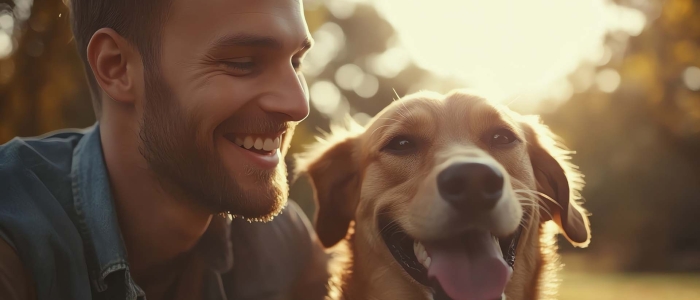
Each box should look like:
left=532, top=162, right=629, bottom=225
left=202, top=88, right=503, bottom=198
left=1, top=0, right=700, bottom=299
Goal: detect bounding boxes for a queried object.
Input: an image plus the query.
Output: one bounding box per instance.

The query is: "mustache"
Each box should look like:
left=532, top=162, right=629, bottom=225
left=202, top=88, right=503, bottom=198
left=218, top=117, right=295, bottom=135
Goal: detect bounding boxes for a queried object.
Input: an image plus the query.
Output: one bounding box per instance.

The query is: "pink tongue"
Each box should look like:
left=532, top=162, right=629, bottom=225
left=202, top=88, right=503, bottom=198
left=424, top=230, right=511, bottom=300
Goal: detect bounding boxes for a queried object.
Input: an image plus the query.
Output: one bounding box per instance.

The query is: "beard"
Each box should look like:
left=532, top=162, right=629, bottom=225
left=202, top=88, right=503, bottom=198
left=138, top=65, right=289, bottom=221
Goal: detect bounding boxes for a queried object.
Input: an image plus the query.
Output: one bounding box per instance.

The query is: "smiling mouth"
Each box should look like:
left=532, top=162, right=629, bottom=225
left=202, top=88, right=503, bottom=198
left=378, top=213, right=513, bottom=300
left=224, top=132, right=284, bottom=155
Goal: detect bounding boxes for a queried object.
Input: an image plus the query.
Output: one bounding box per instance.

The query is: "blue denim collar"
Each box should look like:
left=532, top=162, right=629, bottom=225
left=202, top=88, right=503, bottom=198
left=70, top=124, right=144, bottom=298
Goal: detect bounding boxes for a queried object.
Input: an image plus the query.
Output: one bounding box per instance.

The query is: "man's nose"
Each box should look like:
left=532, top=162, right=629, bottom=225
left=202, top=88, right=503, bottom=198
left=258, top=67, right=310, bottom=122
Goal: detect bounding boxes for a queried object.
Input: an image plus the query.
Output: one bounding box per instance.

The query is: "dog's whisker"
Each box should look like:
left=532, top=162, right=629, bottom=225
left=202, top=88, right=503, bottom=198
left=378, top=221, right=401, bottom=236
left=398, top=96, right=414, bottom=121
left=515, top=193, right=556, bottom=221
left=513, top=189, right=563, bottom=209
left=517, top=201, right=554, bottom=221
left=375, top=117, right=404, bottom=123
left=392, top=88, right=401, bottom=102
left=505, top=92, right=523, bottom=107
left=394, top=107, right=409, bottom=122
left=368, top=125, right=394, bottom=141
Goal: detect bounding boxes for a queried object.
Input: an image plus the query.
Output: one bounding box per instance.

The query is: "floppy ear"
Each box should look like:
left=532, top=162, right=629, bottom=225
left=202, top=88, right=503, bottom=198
left=521, top=116, right=591, bottom=247
left=295, top=123, right=364, bottom=248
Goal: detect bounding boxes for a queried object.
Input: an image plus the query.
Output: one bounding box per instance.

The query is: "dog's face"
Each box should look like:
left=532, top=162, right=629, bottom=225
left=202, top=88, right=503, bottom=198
left=297, top=90, right=590, bottom=300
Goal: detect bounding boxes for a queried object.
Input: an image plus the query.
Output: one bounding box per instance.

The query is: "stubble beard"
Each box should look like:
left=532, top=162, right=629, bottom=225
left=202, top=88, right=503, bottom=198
left=138, top=66, right=289, bottom=221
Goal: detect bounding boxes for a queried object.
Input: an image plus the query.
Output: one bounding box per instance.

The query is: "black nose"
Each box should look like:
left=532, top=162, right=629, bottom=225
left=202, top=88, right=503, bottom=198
left=437, top=162, right=504, bottom=212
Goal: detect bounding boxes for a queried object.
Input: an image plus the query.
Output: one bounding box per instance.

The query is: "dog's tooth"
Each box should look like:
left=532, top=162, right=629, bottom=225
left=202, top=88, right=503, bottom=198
left=263, top=138, right=274, bottom=151
left=413, top=242, right=425, bottom=260
left=234, top=137, right=244, bottom=146
left=254, top=138, right=263, bottom=150
left=243, top=136, right=254, bottom=149
left=423, top=257, right=432, bottom=269
left=273, top=137, right=281, bottom=149
left=493, top=235, right=504, bottom=256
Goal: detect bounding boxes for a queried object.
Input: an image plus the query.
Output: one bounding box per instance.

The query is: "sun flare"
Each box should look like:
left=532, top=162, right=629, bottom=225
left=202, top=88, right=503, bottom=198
left=372, top=0, right=646, bottom=105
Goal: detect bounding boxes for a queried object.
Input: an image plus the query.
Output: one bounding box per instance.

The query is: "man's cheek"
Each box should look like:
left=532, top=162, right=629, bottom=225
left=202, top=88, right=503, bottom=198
left=206, top=78, right=254, bottom=112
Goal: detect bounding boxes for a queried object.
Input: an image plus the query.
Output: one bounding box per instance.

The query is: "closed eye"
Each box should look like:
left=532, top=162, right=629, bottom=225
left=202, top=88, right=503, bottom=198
left=224, top=61, right=254, bottom=71
left=220, top=57, right=256, bottom=76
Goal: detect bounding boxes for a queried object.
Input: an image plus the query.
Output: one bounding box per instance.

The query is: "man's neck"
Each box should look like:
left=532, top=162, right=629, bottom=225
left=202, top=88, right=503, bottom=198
left=99, top=119, right=213, bottom=283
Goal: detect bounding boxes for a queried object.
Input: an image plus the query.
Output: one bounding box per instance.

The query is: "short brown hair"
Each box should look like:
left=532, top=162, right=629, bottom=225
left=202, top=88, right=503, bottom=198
left=68, top=0, right=173, bottom=118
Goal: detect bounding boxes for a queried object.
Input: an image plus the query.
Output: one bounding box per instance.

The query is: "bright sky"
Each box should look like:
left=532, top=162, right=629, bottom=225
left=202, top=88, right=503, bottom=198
left=371, top=0, right=646, bottom=105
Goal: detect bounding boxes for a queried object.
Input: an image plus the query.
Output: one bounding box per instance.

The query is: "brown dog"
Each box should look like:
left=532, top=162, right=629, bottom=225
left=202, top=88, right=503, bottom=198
left=296, top=90, right=591, bottom=300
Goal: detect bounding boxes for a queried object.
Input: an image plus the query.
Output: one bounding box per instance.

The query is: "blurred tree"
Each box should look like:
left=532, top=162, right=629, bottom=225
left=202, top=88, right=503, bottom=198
left=0, top=0, right=93, bottom=142
left=547, top=0, right=700, bottom=272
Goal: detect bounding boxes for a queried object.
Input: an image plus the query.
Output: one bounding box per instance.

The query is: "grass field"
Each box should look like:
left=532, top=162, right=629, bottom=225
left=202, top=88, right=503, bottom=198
left=559, top=272, right=700, bottom=300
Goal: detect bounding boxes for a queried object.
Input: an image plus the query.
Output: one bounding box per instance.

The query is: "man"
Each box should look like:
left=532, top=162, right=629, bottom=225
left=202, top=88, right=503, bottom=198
left=0, top=0, right=329, bottom=299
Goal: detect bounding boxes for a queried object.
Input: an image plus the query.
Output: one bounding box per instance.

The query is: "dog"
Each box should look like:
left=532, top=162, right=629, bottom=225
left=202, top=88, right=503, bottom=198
left=295, top=90, right=591, bottom=300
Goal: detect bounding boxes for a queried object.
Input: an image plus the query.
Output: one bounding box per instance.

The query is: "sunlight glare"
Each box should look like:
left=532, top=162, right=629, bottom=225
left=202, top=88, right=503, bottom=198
left=373, top=0, right=646, bottom=105
left=353, top=74, right=379, bottom=98
left=353, top=112, right=372, bottom=125
left=367, top=46, right=411, bottom=78
left=596, top=68, right=622, bottom=93
left=335, top=64, right=364, bottom=90
left=310, top=81, right=342, bottom=114
left=0, top=32, right=12, bottom=58
left=682, top=66, right=700, bottom=91
left=305, top=22, right=345, bottom=77
left=0, top=13, right=13, bottom=31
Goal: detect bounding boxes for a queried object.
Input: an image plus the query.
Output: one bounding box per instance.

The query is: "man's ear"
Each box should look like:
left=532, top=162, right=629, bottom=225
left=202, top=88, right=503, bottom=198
left=86, top=28, right=141, bottom=104
left=296, top=136, right=360, bottom=248
left=522, top=116, right=591, bottom=247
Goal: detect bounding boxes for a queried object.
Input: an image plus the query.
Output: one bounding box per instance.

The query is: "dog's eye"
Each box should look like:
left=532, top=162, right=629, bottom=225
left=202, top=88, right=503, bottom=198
left=382, top=136, right=417, bottom=154
left=491, top=129, right=517, bottom=146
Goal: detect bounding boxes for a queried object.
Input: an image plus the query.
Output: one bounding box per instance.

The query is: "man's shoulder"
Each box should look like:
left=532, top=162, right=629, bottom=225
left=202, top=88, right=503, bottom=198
left=0, top=128, right=87, bottom=177
left=0, top=128, right=96, bottom=300
left=0, top=128, right=88, bottom=248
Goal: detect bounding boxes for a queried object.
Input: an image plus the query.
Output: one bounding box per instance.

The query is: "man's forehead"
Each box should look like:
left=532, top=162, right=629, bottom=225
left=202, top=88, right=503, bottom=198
left=169, top=0, right=307, bottom=35
left=174, top=0, right=303, bottom=13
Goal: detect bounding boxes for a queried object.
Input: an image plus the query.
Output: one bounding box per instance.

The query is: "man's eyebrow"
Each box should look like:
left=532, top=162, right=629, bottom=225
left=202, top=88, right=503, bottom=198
left=210, top=34, right=282, bottom=50
left=209, top=34, right=314, bottom=51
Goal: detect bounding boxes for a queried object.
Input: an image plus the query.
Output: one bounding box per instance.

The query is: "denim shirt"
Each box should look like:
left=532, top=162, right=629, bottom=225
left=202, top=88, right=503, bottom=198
left=0, top=125, right=328, bottom=300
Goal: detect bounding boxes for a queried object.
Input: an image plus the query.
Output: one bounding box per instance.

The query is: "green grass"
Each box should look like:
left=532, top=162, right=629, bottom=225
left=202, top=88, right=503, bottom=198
left=559, top=272, right=700, bottom=300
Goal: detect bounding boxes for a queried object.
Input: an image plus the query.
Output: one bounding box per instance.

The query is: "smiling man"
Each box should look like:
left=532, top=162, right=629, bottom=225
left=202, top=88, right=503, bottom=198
left=0, top=0, right=329, bottom=300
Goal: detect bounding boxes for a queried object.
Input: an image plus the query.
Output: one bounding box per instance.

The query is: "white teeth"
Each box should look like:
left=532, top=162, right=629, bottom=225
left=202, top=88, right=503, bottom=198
left=235, top=135, right=282, bottom=151
left=413, top=241, right=431, bottom=269
left=254, top=138, right=263, bottom=150
left=243, top=136, right=254, bottom=149
left=423, top=257, right=431, bottom=268
left=263, top=138, right=274, bottom=151
left=494, top=235, right=505, bottom=257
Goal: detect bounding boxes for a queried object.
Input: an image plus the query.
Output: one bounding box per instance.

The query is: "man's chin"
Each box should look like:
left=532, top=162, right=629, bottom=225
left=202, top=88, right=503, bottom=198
left=219, top=165, right=289, bottom=221
left=223, top=186, right=288, bottom=222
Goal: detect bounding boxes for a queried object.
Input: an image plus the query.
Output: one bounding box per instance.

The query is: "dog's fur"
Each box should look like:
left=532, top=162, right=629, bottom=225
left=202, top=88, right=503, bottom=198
left=296, top=90, right=591, bottom=300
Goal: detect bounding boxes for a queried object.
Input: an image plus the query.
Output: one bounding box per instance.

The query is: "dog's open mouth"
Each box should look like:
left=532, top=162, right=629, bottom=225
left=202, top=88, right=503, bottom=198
left=378, top=214, right=512, bottom=300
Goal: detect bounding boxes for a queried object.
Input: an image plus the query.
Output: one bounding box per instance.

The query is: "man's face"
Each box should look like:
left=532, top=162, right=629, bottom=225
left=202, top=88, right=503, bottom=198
left=139, top=0, right=311, bottom=220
